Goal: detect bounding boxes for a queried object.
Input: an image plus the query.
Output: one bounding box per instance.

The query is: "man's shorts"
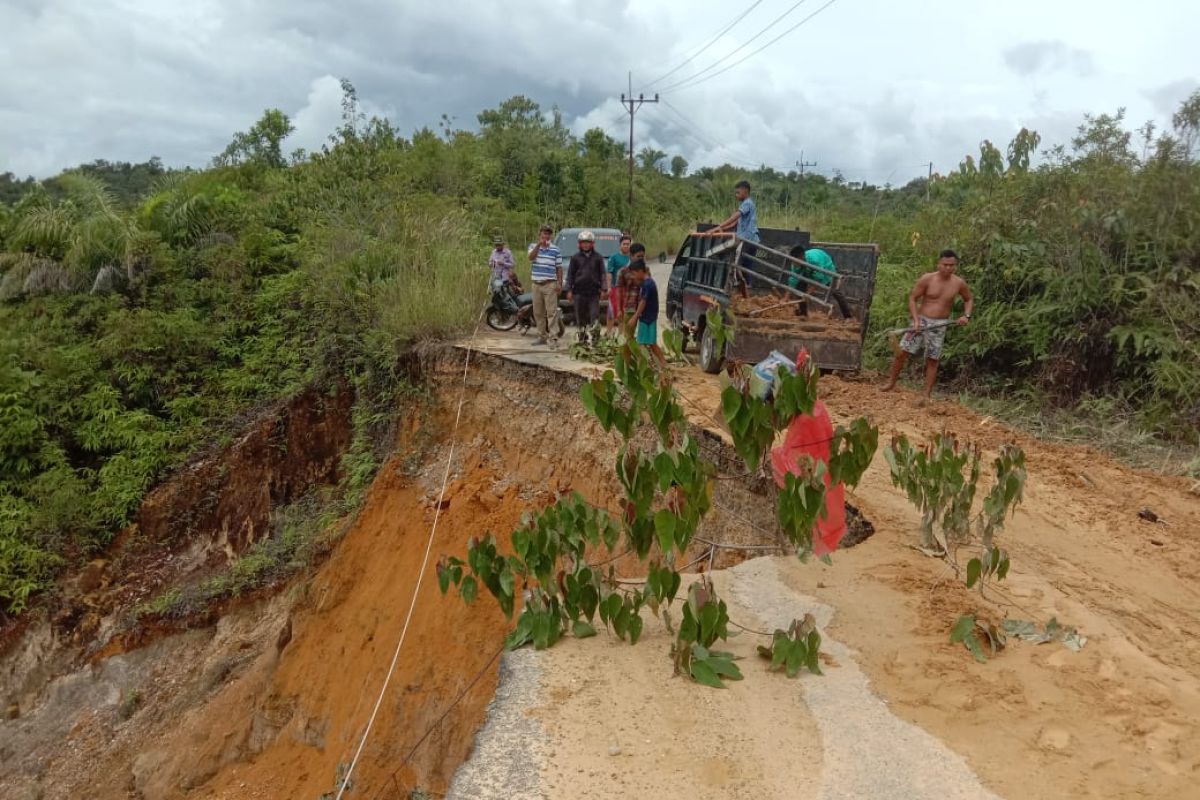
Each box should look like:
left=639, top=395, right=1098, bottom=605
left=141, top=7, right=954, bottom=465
left=636, top=320, right=657, bottom=346
left=900, top=316, right=948, bottom=360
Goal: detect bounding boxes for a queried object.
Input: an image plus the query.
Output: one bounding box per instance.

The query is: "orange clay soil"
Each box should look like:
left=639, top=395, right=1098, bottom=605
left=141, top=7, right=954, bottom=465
left=188, top=457, right=528, bottom=800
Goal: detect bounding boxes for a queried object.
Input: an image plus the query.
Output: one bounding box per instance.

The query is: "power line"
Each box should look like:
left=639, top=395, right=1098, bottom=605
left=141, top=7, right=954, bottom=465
left=644, top=0, right=766, bottom=90
left=658, top=99, right=762, bottom=168
left=658, top=0, right=813, bottom=93
left=601, top=109, right=631, bottom=136
left=665, top=0, right=842, bottom=93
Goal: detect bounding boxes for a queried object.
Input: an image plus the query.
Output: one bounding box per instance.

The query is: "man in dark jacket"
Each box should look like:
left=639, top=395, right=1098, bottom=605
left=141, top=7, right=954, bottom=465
left=565, top=230, right=606, bottom=343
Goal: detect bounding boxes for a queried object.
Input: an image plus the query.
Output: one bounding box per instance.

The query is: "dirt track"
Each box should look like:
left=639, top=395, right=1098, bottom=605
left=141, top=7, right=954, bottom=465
left=669, top=366, right=1200, bottom=798
left=441, top=335, right=1200, bottom=798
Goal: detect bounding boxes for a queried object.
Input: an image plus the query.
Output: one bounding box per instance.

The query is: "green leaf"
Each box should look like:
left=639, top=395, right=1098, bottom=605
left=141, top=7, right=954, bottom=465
left=721, top=386, right=741, bottom=420
left=996, top=553, right=1011, bottom=581
left=963, top=632, right=988, bottom=663
left=654, top=510, right=677, bottom=555
left=613, top=606, right=630, bottom=639
left=573, top=620, right=597, bottom=639
left=699, top=602, right=720, bottom=646
left=805, top=631, right=823, bottom=675
left=706, top=654, right=744, bottom=680
left=950, top=613, right=976, bottom=643
left=679, top=609, right=697, bottom=644
left=1061, top=630, right=1087, bottom=652
left=689, top=658, right=725, bottom=688
left=460, top=576, right=478, bottom=605
left=579, top=382, right=596, bottom=414
left=784, top=639, right=806, bottom=678
left=506, top=612, right=534, bottom=650
left=628, top=613, right=644, bottom=645
left=769, top=637, right=788, bottom=670
left=966, top=558, right=982, bottom=589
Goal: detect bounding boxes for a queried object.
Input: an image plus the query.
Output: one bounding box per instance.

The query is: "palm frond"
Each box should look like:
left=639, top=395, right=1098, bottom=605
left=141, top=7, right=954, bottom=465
left=12, top=206, right=73, bottom=256
left=56, top=172, right=120, bottom=222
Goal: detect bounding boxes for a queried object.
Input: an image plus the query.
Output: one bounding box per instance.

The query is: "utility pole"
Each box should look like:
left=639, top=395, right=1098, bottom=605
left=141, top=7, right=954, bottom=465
left=795, top=151, right=817, bottom=208
left=923, top=161, right=933, bottom=201
left=620, top=71, right=658, bottom=208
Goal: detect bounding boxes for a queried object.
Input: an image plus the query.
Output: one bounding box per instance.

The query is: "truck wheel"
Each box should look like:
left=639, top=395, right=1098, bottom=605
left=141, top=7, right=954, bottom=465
left=699, top=324, right=724, bottom=374
left=670, top=311, right=690, bottom=352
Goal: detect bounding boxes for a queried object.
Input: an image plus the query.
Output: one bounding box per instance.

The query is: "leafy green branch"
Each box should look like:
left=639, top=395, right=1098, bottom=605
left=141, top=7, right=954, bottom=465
left=439, top=341, right=878, bottom=686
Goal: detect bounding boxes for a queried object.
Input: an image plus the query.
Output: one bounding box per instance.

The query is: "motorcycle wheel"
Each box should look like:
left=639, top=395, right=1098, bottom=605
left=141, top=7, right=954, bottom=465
left=486, top=307, right=519, bottom=331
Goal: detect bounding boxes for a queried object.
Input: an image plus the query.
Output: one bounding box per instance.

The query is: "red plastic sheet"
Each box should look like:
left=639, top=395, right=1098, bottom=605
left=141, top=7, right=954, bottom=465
left=769, top=350, right=846, bottom=556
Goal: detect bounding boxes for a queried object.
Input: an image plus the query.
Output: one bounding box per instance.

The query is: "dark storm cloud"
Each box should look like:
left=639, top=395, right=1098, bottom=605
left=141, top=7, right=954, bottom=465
left=1, top=1, right=1193, bottom=183
left=1003, top=40, right=1095, bottom=78
left=0, top=0, right=642, bottom=176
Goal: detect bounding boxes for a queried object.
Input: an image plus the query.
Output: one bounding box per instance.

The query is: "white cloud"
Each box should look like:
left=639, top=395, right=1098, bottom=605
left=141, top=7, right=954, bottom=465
left=0, top=0, right=1197, bottom=183
left=1003, top=40, right=1095, bottom=78
left=289, top=76, right=347, bottom=155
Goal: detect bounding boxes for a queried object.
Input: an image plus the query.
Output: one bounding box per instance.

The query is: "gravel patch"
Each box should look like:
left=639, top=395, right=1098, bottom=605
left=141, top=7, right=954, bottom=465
left=447, top=648, right=548, bottom=799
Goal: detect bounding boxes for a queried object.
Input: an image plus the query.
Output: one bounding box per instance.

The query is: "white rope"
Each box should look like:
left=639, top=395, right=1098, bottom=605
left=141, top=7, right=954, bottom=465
left=334, top=298, right=487, bottom=800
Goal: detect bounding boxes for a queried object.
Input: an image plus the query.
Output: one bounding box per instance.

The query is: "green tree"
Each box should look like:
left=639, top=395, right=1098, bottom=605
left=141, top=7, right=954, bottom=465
left=638, top=146, right=667, bottom=172
left=670, top=155, right=689, bottom=178
left=214, top=109, right=295, bottom=169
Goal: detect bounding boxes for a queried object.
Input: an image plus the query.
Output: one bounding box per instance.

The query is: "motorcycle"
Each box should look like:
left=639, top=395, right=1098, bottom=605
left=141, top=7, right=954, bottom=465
left=485, top=278, right=523, bottom=331
left=486, top=280, right=577, bottom=337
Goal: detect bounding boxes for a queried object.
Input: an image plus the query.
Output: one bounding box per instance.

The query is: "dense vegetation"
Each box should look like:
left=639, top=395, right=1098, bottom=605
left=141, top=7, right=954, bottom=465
left=1, top=83, right=1197, bottom=614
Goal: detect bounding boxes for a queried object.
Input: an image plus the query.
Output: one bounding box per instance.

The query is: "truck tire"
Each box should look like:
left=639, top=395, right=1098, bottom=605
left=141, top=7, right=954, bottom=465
left=670, top=311, right=690, bottom=352
left=699, top=324, right=724, bottom=374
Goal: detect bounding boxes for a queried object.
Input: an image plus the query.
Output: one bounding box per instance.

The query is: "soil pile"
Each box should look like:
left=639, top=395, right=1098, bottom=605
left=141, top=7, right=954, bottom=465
left=731, top=295, right=863, bottom=342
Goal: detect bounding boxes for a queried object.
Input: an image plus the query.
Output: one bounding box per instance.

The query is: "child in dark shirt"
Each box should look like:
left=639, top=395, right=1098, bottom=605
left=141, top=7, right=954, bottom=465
left=629, top=245, right=666, bottom=369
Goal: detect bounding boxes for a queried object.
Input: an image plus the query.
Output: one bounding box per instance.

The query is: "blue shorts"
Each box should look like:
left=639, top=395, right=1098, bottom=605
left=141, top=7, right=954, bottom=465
left=636, top=320, right=657, bottom=346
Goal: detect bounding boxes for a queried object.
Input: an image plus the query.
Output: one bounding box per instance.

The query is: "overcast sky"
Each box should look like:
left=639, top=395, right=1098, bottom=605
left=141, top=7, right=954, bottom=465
left=2, top=0, right=1197, bottom=184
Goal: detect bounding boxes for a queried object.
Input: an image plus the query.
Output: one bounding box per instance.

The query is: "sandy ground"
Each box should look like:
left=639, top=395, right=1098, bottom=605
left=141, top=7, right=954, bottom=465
left=455, top=325, right=1200, bottom=799
left=451, top=557, right=1003, bottom=800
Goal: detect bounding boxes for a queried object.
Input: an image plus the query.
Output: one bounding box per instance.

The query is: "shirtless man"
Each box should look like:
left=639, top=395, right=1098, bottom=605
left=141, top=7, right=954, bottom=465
left=882, top=249, right=974, bottom=400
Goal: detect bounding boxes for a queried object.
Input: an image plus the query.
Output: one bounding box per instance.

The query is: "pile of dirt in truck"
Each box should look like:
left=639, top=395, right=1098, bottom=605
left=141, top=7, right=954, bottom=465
left=730, top=295, right=863, bottom=342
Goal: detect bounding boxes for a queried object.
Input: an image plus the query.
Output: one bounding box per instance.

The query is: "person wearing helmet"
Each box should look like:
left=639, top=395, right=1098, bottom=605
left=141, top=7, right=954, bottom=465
left=565, top=229, right=606, bottom=344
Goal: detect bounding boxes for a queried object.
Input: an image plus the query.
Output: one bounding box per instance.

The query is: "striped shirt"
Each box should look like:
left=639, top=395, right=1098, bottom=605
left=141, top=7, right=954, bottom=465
left=530, top=245, right=562, bottom=283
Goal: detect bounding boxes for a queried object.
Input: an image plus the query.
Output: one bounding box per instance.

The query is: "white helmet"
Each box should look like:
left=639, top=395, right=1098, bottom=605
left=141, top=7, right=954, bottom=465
left=577, top=230, right=595, bottom=242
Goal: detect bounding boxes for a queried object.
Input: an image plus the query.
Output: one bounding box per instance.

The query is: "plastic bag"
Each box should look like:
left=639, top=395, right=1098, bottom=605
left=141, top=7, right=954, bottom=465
left=769, top=349, right=847, bottom=556
left=749, top=350, right=796, bottom=400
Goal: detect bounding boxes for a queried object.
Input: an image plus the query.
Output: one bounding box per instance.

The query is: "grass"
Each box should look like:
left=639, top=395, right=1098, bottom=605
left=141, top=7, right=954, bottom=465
left=956, top=390, right=1200, bottom=479
left=132, top=487, right=350, bottom=622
